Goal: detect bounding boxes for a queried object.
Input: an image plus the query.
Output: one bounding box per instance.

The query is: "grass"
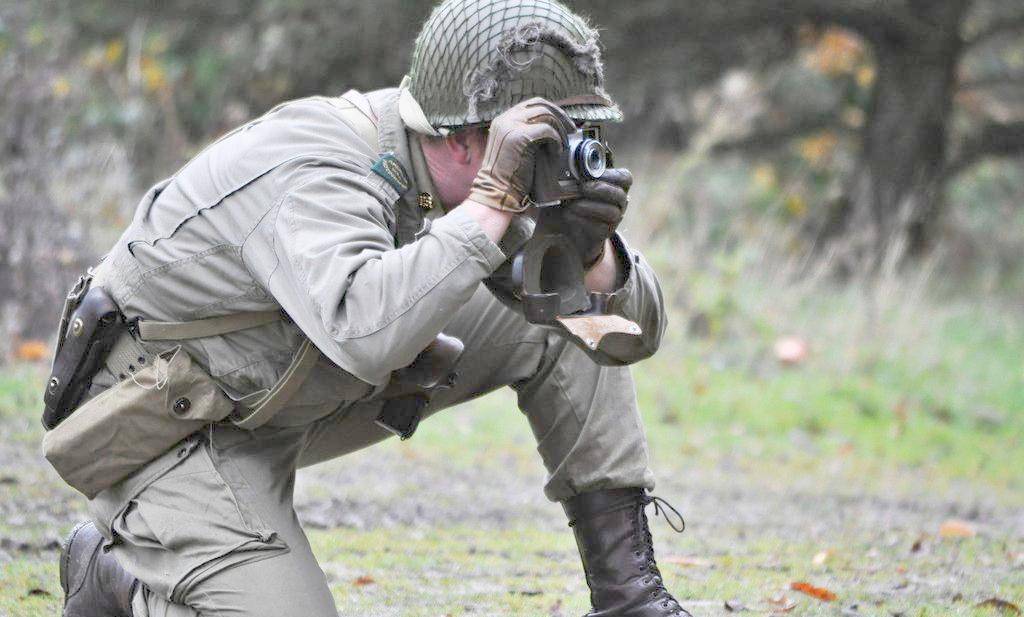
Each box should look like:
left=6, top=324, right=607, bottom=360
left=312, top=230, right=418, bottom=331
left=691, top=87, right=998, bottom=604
left=1, top=271, right=1022, bottom=615
left=4, top=523, right=1020, bottom=616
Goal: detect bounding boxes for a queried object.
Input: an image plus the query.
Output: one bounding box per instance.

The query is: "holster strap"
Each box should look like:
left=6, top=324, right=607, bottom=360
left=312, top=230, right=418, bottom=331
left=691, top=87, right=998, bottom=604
left=136, top=310, right=284, bottom=341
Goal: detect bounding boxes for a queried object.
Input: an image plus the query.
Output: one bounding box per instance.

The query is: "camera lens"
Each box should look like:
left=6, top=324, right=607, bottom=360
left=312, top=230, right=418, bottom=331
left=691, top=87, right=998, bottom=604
left=575, top=139, right=607, bottom=180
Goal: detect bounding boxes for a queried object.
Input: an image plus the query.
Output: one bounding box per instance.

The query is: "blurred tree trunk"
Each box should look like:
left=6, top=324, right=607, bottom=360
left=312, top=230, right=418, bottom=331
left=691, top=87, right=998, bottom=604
left=839, top=3, right=967, bottom=271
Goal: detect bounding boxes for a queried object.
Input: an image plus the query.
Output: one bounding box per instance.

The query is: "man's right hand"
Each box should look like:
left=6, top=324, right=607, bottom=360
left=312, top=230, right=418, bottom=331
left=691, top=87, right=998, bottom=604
left=466, top=97, right=575, bottom=213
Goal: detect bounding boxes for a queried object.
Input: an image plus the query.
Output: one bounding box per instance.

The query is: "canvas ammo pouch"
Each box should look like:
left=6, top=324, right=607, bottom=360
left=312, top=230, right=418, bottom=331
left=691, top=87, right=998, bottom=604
left=41, top=273, right=323, bottom=498
left=42, top=346, right=234, bottom=498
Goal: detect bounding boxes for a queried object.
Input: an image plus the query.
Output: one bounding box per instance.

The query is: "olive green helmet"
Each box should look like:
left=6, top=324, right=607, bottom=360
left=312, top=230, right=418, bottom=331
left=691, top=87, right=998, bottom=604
left=401, top=0, right=622, bottom=133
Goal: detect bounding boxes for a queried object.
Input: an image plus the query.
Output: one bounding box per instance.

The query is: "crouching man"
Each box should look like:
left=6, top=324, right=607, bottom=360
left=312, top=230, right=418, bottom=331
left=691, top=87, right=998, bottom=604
left=49, top=0, right=689, bottom=615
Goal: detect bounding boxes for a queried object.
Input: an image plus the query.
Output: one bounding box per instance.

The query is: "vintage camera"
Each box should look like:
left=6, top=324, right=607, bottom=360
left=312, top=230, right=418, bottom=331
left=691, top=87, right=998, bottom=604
left=530, top=125, right=611, bottom=206
left=509, top=122, right=641, bottom=352
left=509, top=125, right=615, bottom=324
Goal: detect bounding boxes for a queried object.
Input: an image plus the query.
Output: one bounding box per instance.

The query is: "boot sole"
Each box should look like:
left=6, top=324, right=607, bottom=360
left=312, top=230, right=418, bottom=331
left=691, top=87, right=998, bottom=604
left=59, top=521, right=92, bottom=610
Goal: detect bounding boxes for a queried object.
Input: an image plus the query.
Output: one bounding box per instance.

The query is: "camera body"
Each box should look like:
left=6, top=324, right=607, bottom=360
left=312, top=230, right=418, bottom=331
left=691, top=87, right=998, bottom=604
left=509, top=125, right=613, bottom=324
left=508, top=121, right=639, bottom=354
left=530, top=125, right=610, bottom=206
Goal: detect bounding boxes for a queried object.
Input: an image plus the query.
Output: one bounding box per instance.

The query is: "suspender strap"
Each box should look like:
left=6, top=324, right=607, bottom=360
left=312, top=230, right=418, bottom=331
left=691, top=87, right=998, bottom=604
left=333, top=90, right=380, bottom=151
left=231, top=337, right=321, bottom=430
left=136, top=310, right=285, bottom=341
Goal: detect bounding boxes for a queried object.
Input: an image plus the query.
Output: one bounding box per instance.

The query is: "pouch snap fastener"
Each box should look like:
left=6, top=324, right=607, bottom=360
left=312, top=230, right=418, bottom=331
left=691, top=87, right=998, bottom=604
left=173, top=397, right=191, bottom=415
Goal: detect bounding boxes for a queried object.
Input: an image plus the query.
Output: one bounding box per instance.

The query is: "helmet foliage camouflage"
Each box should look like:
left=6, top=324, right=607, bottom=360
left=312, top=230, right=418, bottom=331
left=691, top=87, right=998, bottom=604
left=405, top=0, right=622, bottom=130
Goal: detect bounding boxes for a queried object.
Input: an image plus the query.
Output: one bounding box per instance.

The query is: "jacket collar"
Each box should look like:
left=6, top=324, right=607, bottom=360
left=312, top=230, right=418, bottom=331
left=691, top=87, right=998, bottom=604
left=366, top=88, right=439, bottom=245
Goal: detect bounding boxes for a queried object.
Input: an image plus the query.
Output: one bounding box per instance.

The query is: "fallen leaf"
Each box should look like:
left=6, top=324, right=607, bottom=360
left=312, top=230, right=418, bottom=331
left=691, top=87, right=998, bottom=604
left=724, top=599, right=746, bottom=612
left=812, top=550, right=832, bottom=566
left=938, top=519, right=976, bottom=538
left=910, top=534, right=927, bottom=553
left=975, top=598, right=1022, bottom=614
left=352, top=575, right=376, bottom=586
left=790, top=581, right=837, bottom=602
left=14, top=340, right=49, bottom=362
left=664, top=555, right=712, bottom=568
left=766, top=593, right=797, bottom=612
left=774, top=336, right=809, bottom=365
left=26, top=588, right=51, bottom=597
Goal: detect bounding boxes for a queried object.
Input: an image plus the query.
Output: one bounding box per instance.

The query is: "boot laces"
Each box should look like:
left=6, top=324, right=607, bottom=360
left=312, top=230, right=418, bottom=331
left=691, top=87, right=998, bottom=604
left=633, top=494, right=687, bottom=615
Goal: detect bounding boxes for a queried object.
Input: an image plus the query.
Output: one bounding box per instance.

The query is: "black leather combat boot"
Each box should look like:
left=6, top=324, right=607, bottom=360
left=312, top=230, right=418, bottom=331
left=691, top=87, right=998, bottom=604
left=60, top=521, right=138, bottom=617
left=563, top=488, right=691, bottom=617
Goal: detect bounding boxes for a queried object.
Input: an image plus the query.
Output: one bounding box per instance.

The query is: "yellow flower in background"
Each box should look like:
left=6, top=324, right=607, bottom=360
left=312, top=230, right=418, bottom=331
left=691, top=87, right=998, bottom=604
left=809, top=27, right=864, bottom=76
left=856, top=65, right=876, bottom=89
left=140, top=56, right=167, bottom=93
left=784, top=194, right=808, bottom=218
left=752, top=164, right=778, bottom=191
left=104, top=39, right=124, bottom=66
left=51, top=76, right=71, bottom=99
left=798, top=131, right=839, bottom=168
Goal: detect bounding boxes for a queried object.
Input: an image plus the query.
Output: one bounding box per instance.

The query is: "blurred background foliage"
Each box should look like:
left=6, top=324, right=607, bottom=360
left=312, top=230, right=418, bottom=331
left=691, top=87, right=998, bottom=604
left=2, top=7, right=1022, bottom=611
left=1, top=0, right=1023, bottom=345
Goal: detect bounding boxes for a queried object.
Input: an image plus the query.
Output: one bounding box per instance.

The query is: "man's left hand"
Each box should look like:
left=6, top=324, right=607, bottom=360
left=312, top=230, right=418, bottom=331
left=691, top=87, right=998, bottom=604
left=562, top=168, right=633, bottom=268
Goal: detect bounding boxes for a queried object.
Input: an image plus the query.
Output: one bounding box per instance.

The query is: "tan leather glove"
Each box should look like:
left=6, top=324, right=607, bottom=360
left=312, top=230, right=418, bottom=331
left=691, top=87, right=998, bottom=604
left=467, top=97, right=575, bottom=213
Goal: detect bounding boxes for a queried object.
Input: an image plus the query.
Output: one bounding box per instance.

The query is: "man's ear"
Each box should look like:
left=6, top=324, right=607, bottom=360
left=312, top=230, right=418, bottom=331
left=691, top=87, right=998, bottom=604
left=447, top=131, right=476, bottom=165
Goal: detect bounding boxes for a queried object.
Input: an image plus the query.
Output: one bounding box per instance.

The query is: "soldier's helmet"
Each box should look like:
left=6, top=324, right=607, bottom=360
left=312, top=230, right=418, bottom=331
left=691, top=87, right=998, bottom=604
left=399, top=0, right=622, bottom=135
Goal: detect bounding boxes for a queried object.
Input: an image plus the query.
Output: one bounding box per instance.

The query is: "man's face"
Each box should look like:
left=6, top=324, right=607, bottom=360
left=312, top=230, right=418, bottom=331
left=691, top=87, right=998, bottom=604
left=420, top=128, right=488, bottom=210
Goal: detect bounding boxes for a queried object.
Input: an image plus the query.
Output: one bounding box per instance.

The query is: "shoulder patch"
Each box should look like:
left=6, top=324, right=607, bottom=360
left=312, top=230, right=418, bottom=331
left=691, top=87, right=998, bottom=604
left=371, top=152, right=410, bottom=195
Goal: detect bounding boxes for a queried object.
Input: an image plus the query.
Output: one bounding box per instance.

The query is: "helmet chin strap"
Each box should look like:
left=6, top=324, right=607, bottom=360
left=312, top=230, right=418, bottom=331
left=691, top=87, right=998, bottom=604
left=399, top=76, right=446, bottom=137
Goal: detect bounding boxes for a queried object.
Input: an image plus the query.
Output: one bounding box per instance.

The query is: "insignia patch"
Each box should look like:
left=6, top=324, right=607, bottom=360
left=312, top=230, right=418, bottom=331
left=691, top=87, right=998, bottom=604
left=371, top=152, right=410, bottom=195
left=417, top=192, right=435, bottom=210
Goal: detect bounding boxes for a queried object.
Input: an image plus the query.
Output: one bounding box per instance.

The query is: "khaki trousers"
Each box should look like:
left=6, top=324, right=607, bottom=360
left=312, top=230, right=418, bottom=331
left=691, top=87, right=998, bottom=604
left=88, top=285, right=655, bottom=617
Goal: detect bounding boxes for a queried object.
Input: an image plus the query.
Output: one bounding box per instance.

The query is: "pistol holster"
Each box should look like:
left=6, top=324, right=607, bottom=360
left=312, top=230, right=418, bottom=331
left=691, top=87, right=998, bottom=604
left=375, top=332, right=464, bottom=440
left=43, top=278, right=127, bottom=430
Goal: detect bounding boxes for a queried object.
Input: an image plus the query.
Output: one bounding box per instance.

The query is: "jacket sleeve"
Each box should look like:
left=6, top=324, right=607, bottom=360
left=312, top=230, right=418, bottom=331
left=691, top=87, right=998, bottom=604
left=246, top=165, right=506, bottom=386
left=587, top=232, right=668, bottom=365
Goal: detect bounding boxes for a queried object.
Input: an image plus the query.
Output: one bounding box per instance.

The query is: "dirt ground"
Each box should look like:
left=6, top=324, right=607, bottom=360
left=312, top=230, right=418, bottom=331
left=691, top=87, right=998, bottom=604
left=2, top=377, right=1022, bottom=616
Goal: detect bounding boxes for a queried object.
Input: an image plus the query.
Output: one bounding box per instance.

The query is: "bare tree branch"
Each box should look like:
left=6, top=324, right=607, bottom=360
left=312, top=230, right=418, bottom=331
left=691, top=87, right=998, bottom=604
left=711, top=113, right=850, bottom=156
left=947, top=121, right=1024, bottom=175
